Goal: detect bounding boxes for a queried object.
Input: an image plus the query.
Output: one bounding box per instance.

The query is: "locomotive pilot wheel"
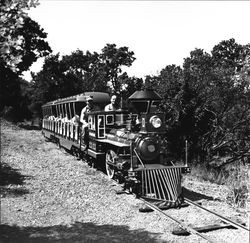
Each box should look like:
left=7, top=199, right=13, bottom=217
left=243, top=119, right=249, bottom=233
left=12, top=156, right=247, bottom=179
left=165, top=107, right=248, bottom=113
left=105, top=150, right=117, bottom=179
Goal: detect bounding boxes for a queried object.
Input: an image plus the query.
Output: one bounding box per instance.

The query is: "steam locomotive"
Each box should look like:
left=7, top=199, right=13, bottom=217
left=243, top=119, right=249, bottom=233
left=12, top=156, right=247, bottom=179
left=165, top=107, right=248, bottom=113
left=42, top=89, right=189, bottom=207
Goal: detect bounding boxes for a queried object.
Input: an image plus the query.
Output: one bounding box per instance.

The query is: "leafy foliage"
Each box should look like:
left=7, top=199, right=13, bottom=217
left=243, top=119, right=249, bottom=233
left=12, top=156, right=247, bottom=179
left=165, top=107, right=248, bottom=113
left=1, top=6, right=249, bottom=170
left=0, top=0, right=51, bottom=120
left=0, top=62, right=33, bottom=120
left=0, top=63, right=21, bottom=110
left=0, top=0, right=40, bottom=71
left=148, top=40, right=250, bottom=166
left=15, top=17, right=52, bottom=73
left=117, top=72, right=143, bottom=106
left=100, top=44, right=136, bottom=93
left=30, top=44, right=138, bottom=111
left=206, top=46, right=250, bottom=166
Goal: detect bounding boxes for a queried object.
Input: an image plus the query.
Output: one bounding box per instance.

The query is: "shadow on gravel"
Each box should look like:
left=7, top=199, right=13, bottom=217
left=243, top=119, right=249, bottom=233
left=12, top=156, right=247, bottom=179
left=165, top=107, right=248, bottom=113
left=0, top=187, right=29, bottom=198
left=0, top=163, right=27, bottom=186
left=0, top=222, right=161, bottom=243
left=0, top=163, right=30, bottom=197
left=183, top=187, right=214, bottom=201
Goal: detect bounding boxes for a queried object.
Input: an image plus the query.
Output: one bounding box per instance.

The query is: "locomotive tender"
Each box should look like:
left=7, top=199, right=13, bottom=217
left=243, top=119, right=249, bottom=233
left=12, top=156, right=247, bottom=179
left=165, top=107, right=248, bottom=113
left=42, top=90, right=189, bottom=206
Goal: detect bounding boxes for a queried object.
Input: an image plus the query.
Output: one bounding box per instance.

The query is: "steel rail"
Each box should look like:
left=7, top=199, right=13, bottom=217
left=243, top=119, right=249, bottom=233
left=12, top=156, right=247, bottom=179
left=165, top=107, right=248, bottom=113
left=184, top=198, right=249, bottom=232
left=139, top=198, right=216, bottom=243
left=81, top=154, right=248, bottom=238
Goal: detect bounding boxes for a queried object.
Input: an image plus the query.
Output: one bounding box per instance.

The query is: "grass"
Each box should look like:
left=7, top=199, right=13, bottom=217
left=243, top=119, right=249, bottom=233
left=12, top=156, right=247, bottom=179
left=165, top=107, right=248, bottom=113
left=190, top=160, right=249, bottom=210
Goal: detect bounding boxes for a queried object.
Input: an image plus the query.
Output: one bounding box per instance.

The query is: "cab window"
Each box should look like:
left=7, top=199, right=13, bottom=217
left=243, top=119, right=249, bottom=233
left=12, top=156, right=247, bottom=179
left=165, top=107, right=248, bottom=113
left=106, top=114, right=114, bottom=125
left=98, top=115, right=105, bottom=138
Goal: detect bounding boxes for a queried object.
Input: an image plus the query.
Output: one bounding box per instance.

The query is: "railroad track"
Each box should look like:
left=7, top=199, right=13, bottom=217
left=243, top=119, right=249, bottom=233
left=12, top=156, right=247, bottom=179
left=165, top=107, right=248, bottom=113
left=184, top=198, right=249, bottom=232
left=81, top=158, right=249, bottom=242
left=138, top=197, right=249, bottom=243
left=139, top=197, right=216, bottom=243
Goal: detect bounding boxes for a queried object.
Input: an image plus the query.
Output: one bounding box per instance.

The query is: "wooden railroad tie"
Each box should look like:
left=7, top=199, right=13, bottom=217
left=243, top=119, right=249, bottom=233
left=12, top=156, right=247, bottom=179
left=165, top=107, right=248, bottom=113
left=172, top=223, right=240, bottom=236
left=139, top=201, right=189, bottom=212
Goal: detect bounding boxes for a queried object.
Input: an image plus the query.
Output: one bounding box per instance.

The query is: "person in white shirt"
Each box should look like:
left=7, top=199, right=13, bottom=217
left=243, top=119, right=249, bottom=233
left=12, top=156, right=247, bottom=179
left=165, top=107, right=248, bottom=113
left=48, top=115, right=55, bottom=120
left=80, top=96, right=99, bottom=149
left=71, top=114, right=80, bottom=125
left=55, top=113, right=62, bottom=122
left=61, top=113, right=70, bottom=123
left=80, top=96, right=99, bottom=126
left=104, top=95, right=119, bottom=111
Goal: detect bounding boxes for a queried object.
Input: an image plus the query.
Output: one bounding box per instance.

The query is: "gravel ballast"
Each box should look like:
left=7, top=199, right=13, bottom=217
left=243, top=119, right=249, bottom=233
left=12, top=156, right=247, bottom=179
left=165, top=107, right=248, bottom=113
left=0, top=120, right=249, bottom=242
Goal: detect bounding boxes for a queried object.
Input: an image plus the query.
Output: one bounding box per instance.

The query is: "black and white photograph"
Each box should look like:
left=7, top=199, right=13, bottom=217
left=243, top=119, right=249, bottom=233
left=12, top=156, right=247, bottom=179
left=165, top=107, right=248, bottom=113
left=1, top=1, right=249, bottom=242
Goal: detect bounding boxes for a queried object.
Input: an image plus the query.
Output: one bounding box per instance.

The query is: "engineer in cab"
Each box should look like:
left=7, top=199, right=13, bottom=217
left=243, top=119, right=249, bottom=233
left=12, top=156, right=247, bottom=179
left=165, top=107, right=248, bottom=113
left=104, top=95, right=119, bottom=111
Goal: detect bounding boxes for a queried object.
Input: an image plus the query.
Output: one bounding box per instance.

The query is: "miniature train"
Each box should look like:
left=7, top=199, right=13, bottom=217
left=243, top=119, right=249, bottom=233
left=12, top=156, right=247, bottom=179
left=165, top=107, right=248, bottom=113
left=42, top=90, right=189, bottom=206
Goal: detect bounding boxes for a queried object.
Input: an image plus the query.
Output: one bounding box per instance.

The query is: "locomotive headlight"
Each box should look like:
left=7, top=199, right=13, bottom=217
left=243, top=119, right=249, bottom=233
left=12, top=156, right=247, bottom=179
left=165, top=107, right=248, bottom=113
left=150, top=116, right=162, bottom=128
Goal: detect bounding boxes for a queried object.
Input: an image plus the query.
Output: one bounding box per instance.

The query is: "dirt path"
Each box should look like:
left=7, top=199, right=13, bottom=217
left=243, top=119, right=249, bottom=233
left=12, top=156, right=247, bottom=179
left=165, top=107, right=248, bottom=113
left=0, top=120, right=248, bottom=242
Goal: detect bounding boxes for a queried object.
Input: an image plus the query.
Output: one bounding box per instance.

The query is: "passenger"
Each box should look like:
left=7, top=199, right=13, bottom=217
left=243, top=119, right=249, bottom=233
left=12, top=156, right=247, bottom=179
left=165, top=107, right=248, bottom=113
left=80, top=96, right=99, bottom=149
left=55, top=113, right=63, bottom=122
left=61, top=113, right=70, bottom=123
left=71, top=114, right=80, bottom=125
left=80, top=96, right=99, bottom=124
left=70, top=114, right=80, bottom=141
left=104, top=95, right=119, bottom=111
left=48, top=115, right=56, bottom=120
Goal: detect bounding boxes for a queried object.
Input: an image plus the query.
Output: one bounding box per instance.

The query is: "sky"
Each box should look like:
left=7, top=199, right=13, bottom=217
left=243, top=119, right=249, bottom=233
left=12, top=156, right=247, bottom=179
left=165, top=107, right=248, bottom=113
left=22, top=1, right=250, bottom=81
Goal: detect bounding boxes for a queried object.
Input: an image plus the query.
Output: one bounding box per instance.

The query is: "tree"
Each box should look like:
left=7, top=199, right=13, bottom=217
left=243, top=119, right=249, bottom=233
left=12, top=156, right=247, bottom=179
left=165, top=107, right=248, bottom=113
left=30, top=44, right=137, bottom=115
left=0, top=63, right=20, bottom=111
left=0, top=0, right=39, bottom=71
left=115, top=73, right=143, bottom=106
left=0, top=1, right=52, bottom=121
left=144, top=66, right=184, bottom=159
left=100, top=44, right=136, bottom=93
left=172, top=40, right=250, bottom=165
left=153, top=65, right=183, bottom=121
left=80, top=51, right=110, bottom=92
left=205, top=42, right=250, bottom=167
left=31, top=54, right=64, bottom=108
left=0, top=62, right=33, bottom=120
left=211, top=38, right=245, bottom=70
left=15, top=17, right=52, bottom=73
left=0, top=15, right=51, bottom=101
left=150, top=50, right=216, bottom=161
left=30, top=50, right=109, bottom=110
